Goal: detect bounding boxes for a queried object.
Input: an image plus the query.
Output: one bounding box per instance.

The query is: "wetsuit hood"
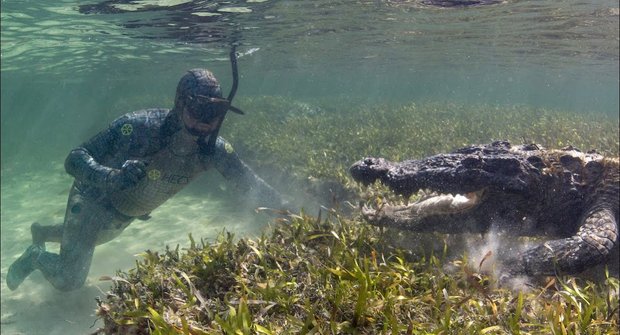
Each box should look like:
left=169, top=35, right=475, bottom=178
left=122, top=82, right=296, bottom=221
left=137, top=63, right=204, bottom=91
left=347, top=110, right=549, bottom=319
left=172, top=48, right=244, bottom=154
left=174, top=69, right=224, bottom=122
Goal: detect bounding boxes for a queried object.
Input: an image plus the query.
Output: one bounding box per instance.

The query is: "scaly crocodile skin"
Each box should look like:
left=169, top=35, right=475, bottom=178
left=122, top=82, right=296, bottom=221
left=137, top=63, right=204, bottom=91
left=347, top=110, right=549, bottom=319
left=350, top=141, right=619, bottom=276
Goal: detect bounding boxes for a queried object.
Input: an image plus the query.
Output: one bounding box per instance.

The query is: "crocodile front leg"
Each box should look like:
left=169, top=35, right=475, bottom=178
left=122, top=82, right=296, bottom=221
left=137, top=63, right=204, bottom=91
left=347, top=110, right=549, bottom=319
left=505, top=207, right=618, bottom=276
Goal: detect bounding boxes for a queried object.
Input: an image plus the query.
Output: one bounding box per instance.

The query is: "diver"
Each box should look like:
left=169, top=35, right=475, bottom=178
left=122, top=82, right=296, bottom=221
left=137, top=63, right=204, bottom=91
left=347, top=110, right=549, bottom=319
left=7, top=59, right=288, bottom=291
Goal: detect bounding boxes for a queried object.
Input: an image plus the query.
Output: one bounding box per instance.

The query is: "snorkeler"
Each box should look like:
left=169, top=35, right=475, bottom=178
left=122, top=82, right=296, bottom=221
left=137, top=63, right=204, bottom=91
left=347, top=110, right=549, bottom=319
left=7, top=54, right=288, bottom=291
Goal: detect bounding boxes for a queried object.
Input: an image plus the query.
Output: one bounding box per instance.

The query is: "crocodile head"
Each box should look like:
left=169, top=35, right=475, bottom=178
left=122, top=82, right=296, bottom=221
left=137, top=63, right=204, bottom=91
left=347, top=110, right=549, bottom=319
left=349, top=141, right=604, bottom=235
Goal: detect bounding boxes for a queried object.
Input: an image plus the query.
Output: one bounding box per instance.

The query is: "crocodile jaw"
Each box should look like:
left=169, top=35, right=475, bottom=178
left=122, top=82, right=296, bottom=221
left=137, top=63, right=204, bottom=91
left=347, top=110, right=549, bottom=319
left=412, top=191, right=482, bottom=216
left=362, top=190, right=484, bottom=227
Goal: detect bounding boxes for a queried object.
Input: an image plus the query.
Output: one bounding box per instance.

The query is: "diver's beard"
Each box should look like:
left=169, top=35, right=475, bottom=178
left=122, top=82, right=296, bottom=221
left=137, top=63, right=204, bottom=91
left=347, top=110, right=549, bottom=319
left=175, top=128, right=211, bottom=153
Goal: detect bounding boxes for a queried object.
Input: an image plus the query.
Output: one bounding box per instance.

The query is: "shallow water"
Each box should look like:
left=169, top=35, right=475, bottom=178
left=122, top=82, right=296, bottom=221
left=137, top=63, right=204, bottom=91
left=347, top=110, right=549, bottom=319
left=1, top=0, right=619, bottom=333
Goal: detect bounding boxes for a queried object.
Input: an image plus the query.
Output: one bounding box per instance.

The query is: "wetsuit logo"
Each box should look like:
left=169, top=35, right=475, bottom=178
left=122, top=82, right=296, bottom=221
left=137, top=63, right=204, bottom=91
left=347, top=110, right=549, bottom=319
left=147, top=169, right=161, bottom=180
left=146, top=169, right=189, bottom=185
left=121, top=124, right=134, bottom=136
left=224, top=142, right=234, bottom=154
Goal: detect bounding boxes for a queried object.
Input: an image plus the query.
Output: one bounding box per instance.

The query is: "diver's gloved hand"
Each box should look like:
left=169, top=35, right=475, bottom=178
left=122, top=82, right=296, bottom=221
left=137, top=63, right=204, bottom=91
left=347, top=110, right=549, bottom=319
left=107, top=160, right=147, bottom=190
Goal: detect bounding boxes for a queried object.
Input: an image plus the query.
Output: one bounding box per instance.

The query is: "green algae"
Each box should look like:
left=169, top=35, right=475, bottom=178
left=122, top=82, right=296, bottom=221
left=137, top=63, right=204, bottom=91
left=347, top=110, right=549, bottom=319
left=94, top=211, right=619, bottom=334
left=223, top=97, right=619, bottom=205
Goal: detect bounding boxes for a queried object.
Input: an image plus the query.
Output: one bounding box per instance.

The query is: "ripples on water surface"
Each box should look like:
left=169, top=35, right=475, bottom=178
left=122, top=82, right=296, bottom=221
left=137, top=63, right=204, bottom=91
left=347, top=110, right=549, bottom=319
left=2, top=1, right=618, bottom=73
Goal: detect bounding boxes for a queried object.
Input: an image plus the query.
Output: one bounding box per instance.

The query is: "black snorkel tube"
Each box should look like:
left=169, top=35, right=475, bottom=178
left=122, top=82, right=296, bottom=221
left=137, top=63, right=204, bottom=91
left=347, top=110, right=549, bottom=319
left=226, top=45, right=240, bottom=106
left=204, top=45, right=244, bottom=155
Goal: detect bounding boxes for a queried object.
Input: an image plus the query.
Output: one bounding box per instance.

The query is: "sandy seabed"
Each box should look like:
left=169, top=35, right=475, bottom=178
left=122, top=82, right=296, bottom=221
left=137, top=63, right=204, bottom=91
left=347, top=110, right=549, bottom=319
left=0, top=160, right=272, bottom=335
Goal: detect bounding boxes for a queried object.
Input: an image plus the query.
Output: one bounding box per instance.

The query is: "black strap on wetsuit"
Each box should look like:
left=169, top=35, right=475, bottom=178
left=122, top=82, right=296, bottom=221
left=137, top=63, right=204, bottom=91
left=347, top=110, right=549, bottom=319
left=203, top=45, right=242, bottom=155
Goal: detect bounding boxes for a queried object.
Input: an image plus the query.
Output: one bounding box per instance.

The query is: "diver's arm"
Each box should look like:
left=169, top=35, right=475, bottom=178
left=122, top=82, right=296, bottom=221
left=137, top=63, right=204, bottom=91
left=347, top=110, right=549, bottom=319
left=208, top=137, right=287, bottom=209
left=65, top=117, right=146, bottom=190
left=65, top=126, right=118, bottom=187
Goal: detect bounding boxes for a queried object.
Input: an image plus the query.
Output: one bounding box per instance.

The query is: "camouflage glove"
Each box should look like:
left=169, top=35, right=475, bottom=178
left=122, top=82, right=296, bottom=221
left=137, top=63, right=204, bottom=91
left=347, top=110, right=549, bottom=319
left=107, top=160, right=147, bottom=190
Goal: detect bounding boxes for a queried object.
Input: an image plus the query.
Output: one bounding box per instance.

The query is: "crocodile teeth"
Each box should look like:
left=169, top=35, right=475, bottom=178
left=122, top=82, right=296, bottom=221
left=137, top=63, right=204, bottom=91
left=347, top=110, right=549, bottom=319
left=416, top=189, right=439, bottom=202
left=412, top=191, right=482, bottom=216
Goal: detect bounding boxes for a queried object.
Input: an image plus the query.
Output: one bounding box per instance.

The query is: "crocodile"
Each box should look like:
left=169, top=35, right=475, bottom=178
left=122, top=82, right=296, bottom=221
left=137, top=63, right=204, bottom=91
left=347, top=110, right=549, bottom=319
left=350, top=141, right=619, bottom=277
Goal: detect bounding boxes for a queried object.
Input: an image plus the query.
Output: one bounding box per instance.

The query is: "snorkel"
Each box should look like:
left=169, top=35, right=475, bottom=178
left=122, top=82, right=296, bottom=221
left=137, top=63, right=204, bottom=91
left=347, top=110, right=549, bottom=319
left=203, top=45, right=244, bottom=155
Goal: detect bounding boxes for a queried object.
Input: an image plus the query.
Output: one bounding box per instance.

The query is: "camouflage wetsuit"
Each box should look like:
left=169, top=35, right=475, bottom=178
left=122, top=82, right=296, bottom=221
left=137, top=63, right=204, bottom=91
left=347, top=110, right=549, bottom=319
left=7, top=69, right=285, bottom=291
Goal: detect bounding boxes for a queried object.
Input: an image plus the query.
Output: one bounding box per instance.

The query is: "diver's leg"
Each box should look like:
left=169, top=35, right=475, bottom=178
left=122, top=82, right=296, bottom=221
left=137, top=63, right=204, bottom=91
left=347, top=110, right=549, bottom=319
left=6, top=187, right=100, bottom=291
left=6, top=223, right=64, bottom=290
left=8, top=219, right=84, bottom=289
left=31, top=222, right=63, bottom=245
left=6, top=244, right=45, bottom=290
left=6, top=222, right=63, bottom=290
left=35, top=188, right=118, bottom=291
left=8, top=184, right=130, bottom=291
left=7, top=222, right=66, bottom=290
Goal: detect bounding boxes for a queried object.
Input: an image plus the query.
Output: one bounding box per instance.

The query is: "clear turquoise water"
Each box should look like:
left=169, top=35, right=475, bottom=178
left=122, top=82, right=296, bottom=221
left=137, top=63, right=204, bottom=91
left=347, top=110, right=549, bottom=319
left=2, top=0, right=618, bottom=163
left=1, top=0, right=618, bottom=333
